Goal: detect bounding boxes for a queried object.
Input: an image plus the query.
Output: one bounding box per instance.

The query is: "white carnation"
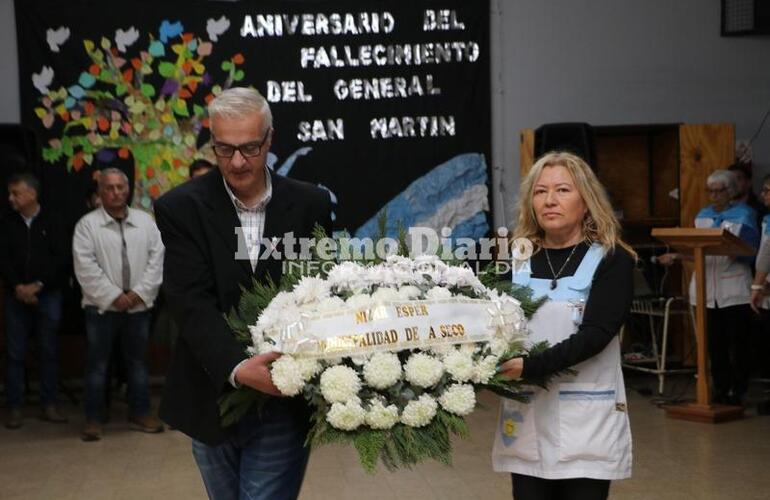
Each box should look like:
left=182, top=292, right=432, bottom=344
left=443, top=349, right=475, bottom=382
left=346, top=293, right=373, bottom=310
left=363, top=352, right=402, bottom=389
left=425, top=286, right=452, bottom=300
left=473, top=355, right=499, bottom=384
left=371, top=286, right=400, bottom=302
left=439, top=384, right=476, bottom=416
left=401, top=394, right=438, bottom=427
left=326, top=400, right=366, bottom=431
left=397, top=285, right=422, bottom=300
left=404, top=353, right=445, bottom=388
left=320, top=365, right=361, bottom=403
left=270, top=356, right=305, bottom=396
left=292, top=276, right=330, bottom=305
left=365, top=400, right=400, bottom=429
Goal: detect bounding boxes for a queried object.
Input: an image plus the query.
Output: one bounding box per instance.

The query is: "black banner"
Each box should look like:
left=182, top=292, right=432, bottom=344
left=16, top=0, right=491, bottom=238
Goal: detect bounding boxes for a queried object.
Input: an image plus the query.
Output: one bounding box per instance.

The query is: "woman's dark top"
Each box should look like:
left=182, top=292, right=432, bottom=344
left=521, top=241, right=635, bottom=380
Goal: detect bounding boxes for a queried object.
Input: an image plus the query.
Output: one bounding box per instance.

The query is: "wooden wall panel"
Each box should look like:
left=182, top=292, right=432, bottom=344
left=679, top=123, right=736, bottom=228
left=520, top=129, right=535, bottom=179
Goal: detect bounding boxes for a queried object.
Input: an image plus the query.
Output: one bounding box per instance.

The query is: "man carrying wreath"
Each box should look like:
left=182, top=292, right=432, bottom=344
left=154, top=87, right=333, bottom=500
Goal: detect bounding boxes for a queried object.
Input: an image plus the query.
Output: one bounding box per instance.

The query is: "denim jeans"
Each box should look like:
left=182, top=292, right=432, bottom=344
left=4, top=290, right=63, bottom=408
left=84, top=307, right=151, bottom=422
left=192, top=399, right=310, bottom=500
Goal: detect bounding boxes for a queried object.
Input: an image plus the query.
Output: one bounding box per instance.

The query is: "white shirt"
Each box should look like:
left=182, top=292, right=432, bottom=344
left=224, top=169, right=272, bottom=386
left=222, top=169, right=273, bottom=271
left=73, top=206, right=164, bottom=313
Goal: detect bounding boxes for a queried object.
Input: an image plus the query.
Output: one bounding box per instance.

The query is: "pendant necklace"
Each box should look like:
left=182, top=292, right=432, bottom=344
left=544, top=244, right=580, bottom=290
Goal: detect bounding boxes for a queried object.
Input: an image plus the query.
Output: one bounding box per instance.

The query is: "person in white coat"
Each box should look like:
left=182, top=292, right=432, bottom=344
left=495, top=152, right=636, bottom=500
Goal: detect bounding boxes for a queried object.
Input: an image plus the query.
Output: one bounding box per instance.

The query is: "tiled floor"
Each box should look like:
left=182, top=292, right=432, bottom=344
left=1, top=375, right=769, bottom=500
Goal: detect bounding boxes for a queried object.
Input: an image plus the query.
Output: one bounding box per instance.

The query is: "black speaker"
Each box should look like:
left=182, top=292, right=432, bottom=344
left=534, top=122, right=597, bottom=170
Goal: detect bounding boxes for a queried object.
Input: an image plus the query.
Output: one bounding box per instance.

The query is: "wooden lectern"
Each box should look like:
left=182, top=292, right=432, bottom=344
left=651, top=228, right=755, bottom=423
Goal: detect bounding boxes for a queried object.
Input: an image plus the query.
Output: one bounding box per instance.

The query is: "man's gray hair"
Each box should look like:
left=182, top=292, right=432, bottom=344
left=98, top=167, right=129, bottom=188
left=707, top=169, right=738, bottom=198
left=208, top=87, right=273, bottom=132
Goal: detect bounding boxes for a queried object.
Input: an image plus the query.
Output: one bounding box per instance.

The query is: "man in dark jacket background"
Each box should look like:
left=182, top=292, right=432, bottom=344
left=1, top=172, right=69, bottom=429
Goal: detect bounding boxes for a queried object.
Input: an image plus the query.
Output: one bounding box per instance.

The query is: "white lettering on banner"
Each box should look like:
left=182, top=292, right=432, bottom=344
left=423, top=10, right=466, bottom=31
left=266, top=81, right=313, bottom=103
left=333, top=75, right=441, bottom=101
left=276, top=299, right=498, bottom=358
left=297, top=119, right=344, bottom=142
left=300, top=42, right=480, bottom=69
left=240, top=12, right=395, bottom=38
left=370, top=116, right=455, bottom=139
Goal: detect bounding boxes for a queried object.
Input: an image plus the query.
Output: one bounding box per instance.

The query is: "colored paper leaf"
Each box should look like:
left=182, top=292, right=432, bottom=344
left=158, top=61, right=176, bottom=78
left=140, top=83, right=156, bottom=97
left=233, top=70, right=244, bottom=81
left=149, top=41, right=165, bottom=57
left=221, top=61, right=232, bottom=71
left=34, top=107, right=47, bottom=119
left=100, top=37, right=111, bottom=50
left=197, top=42, right=212, bottom=57
left=79, top=72, right=96, bottom=88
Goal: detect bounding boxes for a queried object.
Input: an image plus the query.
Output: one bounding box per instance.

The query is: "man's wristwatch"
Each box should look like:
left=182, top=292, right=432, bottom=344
left=751, top=284, right=764, bottom=291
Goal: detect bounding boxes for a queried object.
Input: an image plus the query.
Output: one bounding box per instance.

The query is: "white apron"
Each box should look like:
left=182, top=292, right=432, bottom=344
left=492, top=244, right=632, bottom=480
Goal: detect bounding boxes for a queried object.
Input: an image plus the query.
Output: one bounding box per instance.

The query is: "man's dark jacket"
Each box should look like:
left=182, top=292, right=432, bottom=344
left=154, top=168, right=332, bottom=445
left=0, top=208, right=69, bottom=291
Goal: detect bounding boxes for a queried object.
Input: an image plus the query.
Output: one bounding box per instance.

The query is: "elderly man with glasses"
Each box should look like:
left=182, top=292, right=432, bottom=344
left=154, top=87, right=332, bottom=500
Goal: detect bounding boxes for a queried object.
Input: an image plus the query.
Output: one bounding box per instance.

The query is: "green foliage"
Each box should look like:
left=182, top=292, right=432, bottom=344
left=306, top=409, right=469, bottom=473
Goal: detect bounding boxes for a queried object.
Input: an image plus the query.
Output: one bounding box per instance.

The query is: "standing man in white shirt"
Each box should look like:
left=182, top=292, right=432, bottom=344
left=72, top=167, right=165, bottom=441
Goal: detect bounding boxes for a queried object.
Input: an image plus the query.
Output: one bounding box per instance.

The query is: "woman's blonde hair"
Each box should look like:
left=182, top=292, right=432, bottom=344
left=512, top=151, right=636, bottom=258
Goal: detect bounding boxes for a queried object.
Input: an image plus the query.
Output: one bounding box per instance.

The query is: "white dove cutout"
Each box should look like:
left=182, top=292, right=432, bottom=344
left=115, top=27, right=140, bottom=52
left=32, top=66, right=54, bottom=94
left=207, top=16, right=230, bottom=41
left=46, top=26, right=70, bottom=52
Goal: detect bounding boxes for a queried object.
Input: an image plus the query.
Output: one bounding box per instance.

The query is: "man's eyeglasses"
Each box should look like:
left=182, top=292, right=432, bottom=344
left=706, top=187, right=727, bottom=195
left=212, top=129, right=271, bottom=158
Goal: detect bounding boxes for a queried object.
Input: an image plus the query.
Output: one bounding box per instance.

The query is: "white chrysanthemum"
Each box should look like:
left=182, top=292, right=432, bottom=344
left=320, top=365, right=361, bottom=403
left=443, top=348, right=475, bottom=382
left=440, top=266, right=483, bottom=289
left=327, top=261, right=368, bottom=293
left=404, top=353, right=445, bottom=388
left=363, top=352, right=402, bottom=389
left=365, top=265, right=399, bottom=288
left=489, top=337, right=510, bottom=357
left=425, top=286, right=452, bottom=300
left=346, top=293, right=374, bottom=310
left=270, top=356, right=305, bottom=396
left=401, top=394, right=438, bottom=427
left=292, top=276, right=331, bottom=305
left=413, top=254, right=443, bottom=267
left=296, top=358, right=322, bottom=381
left=326, top=400, right=366, bottom=430
left=439, top=384, right=476, bottom=416
left=397, top=285, right=422, bottom=300
left=473, top=355, right=499, bottom=384
left=365, top=400, right=400, bottom=429
left=315, top=296, right=345, bottom=313
left=371, top=287, right=400, bottom=302
left=429, top=344, right=454, bottom=357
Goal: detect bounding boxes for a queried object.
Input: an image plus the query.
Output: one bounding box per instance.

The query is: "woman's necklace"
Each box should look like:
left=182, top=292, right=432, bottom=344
left=544, top=244, right=580, bottom=290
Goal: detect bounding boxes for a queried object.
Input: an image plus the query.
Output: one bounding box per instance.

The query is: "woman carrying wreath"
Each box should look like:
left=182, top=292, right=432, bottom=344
left=493, top=152, right=635, bottom=500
